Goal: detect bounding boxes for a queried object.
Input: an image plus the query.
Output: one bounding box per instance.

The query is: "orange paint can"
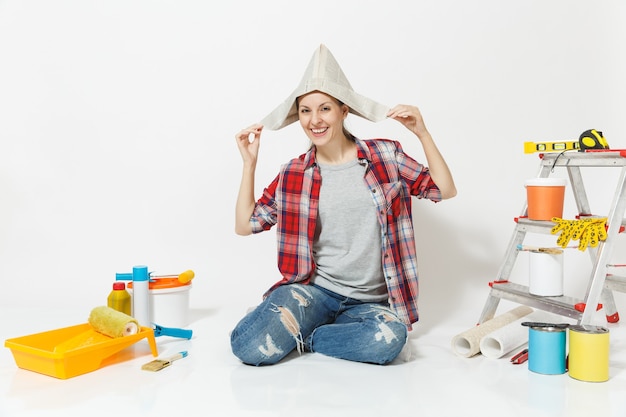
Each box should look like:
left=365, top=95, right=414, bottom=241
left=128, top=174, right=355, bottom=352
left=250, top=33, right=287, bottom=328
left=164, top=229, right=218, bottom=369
left=525, top=178, right=567, bottom=221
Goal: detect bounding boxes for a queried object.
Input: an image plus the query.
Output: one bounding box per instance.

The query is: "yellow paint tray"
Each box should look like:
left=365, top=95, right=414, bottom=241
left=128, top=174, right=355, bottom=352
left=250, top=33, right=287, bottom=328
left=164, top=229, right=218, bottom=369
left=4, top=323, right=158, bottom=379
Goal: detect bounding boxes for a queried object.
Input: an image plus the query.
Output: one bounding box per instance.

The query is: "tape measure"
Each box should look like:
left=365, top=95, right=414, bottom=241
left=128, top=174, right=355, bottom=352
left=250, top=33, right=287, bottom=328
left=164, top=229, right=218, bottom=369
left=524, top=141, right=580, bottom=154
left=579, top=129, right=609, bottom=151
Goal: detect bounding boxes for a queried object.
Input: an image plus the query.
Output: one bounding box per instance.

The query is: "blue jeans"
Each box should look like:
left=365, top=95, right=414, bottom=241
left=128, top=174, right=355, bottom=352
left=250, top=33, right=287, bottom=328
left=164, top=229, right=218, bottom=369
left=230, top=283, right=408, bottom=366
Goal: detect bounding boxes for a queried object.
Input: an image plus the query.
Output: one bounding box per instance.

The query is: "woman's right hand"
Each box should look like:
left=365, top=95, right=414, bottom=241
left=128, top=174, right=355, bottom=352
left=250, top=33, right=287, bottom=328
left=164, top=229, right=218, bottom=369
left=235, top=123, right=263, bottom=166
left=234, top=124, right=263, bottom=235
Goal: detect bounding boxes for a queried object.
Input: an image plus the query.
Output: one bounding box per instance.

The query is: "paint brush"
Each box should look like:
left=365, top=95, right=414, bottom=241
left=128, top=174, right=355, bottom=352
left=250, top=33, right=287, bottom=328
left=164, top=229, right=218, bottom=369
left=516, top=244, right=563, bottom=255
left=141, top=351, right=188, bottom=372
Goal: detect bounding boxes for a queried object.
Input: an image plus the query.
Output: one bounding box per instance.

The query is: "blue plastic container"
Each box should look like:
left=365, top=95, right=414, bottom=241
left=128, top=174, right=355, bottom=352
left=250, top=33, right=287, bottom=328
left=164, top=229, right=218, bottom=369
left=528, top=326, right=567, bottom=375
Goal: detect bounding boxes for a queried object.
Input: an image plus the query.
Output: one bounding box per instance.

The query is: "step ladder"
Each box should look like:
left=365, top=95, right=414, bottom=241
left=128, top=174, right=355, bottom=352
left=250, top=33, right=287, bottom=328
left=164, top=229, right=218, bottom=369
left=478, top=150, right=626, bottom=326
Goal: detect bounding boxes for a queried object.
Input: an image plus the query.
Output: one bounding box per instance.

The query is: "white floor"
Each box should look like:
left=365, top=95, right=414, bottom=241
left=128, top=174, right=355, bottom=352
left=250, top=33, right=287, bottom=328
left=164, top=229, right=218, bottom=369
left=2, top=298, right=626, bottom=417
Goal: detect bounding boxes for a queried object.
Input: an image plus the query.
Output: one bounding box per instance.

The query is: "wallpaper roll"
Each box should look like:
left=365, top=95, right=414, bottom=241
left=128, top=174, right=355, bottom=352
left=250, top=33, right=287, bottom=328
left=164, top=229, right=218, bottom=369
left=479, top=310, right=556, bottom=359
left=451, top=306, right=533, bottom=358
left=88, top=306, right=139, bottom=338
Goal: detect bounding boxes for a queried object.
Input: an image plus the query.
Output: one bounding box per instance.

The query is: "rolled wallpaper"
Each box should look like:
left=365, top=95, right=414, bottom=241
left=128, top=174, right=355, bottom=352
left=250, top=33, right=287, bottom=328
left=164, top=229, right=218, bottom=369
left=451, top=306, right=533, bottom=358
left=479, top=310, right=558, bottom=359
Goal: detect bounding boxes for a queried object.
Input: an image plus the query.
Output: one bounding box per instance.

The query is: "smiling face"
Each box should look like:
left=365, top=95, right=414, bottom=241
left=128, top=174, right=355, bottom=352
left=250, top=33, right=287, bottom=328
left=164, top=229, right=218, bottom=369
left=297, top=91, right=349, bottom=147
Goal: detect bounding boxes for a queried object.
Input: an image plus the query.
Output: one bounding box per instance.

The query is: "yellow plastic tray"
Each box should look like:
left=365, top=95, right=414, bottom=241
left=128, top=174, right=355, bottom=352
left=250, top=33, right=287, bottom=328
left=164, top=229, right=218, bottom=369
left=4, top=323, right=158, bottom=379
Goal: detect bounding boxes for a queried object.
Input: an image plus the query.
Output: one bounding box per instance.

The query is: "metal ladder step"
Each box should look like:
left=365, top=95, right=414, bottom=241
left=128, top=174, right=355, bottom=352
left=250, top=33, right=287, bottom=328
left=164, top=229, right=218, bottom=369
left=488, top=281, right=583, bottom=320
left=605, top=274, right=626, bottom=293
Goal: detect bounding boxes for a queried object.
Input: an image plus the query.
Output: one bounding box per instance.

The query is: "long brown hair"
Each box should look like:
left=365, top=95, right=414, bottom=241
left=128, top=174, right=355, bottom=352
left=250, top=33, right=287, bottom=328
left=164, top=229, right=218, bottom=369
left=336, top=99, right=356, bottom=141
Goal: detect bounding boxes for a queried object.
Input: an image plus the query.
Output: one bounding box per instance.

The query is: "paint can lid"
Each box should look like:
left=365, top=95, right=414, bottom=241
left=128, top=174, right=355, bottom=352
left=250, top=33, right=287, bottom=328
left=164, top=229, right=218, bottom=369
left=525, top=177, right=567, bottom=187
left=522, top=321, right=568, bottom=332
left=569, top=324, right=609, bottom=334
left=128, top=278, right=191, bottom=290
left=531, top=326, right=567, bottom=332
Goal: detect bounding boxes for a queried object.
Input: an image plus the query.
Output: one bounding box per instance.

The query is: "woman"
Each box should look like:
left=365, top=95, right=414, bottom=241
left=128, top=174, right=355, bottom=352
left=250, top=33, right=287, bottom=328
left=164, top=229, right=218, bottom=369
left=231, top=45, right=456, bottom=366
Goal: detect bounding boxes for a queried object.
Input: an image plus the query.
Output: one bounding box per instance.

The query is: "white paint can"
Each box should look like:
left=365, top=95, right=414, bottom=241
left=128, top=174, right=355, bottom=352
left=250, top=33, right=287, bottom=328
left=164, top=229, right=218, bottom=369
left=529, top=251, right=564, bottom=296
left=129, top=278, right=191, bottom=327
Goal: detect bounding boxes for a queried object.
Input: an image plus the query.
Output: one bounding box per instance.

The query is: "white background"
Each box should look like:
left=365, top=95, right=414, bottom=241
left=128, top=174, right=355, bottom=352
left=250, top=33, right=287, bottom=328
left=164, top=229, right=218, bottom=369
left=1, top=0, right=625, bottom=328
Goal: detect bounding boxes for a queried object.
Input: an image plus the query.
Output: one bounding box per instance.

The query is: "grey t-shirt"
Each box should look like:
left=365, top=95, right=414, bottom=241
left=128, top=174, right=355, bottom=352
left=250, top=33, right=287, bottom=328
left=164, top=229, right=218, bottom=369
left=311, top=158, right=388, bottom=302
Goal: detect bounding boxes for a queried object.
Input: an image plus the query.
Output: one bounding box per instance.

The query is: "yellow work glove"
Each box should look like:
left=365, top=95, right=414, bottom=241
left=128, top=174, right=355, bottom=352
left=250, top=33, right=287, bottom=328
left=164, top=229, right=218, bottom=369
left=582, top=218, right=607, bottom=249
left=570, top=218, right=591, bottom=241
left=551, top=217, right=575, bottom=248
left=551, top=217, right=608, bottom=251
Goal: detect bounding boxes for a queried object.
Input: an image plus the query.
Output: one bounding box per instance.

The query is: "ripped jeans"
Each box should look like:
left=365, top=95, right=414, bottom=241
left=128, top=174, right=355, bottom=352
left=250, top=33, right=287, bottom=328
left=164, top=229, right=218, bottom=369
left=230, top=283, right=408, bottom=366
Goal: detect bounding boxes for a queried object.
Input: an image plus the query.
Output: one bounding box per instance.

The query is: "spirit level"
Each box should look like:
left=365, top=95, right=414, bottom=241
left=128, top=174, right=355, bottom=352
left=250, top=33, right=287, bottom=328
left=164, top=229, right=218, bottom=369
left=524, top=141, right=580, bottom=154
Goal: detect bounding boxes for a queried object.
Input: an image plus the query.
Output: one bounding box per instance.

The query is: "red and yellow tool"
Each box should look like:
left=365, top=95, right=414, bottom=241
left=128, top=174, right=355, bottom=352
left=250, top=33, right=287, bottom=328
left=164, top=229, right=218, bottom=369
left=524, top=128, right=609, bottom=154
left=524, top=140, right=580, bottom=154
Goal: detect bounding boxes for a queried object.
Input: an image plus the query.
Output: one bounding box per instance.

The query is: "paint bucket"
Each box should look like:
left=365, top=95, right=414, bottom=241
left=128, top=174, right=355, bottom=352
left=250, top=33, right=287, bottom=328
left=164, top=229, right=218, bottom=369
left=568, top=325, right=610, bottom=382
left=525, top=178, right=567, bottom=221
left=129, top=278, right=191, bottom=327
left=527, top=325, right=567, bottom=375
left=529, top=251, right=564, bottom=296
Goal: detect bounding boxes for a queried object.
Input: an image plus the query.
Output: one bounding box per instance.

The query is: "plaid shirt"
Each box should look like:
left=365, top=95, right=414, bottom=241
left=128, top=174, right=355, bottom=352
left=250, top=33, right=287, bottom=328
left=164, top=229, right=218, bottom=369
left=249, top=138, right=441, bottom=328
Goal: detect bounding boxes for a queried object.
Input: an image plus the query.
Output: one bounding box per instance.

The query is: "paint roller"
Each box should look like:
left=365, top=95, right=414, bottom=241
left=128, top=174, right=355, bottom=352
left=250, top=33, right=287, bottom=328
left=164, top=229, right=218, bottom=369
left=88, top=306, right=140, bottom=338
left=53, top=306, right=141, bottom=353
left=151, top=269, right=195, bottom=284
left=83, top=307, right=193, bottom=340
left=115, top=269, right=195, bottom=284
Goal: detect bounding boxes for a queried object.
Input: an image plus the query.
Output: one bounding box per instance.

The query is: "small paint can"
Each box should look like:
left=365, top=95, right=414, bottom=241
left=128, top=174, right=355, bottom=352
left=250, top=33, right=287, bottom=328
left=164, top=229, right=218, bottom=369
left=524, top=177, right=567, bottom=220
left=525, top=177, right=567, bottom=221
left=528, top=325, right=567, bottom=375
left=528, top=251, right=564, bottom=296
left=568, top=325, right=610, bottom=382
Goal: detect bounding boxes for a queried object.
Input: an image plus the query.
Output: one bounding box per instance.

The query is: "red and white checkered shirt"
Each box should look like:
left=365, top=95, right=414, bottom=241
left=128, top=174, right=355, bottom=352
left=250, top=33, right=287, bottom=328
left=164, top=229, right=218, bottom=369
left=249, top=138, right=441, bottom=328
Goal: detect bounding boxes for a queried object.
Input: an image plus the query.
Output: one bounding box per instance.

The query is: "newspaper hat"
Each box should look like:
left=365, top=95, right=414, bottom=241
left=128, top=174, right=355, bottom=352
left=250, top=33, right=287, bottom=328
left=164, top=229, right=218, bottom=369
left=260, top=44, right=389, bottom=130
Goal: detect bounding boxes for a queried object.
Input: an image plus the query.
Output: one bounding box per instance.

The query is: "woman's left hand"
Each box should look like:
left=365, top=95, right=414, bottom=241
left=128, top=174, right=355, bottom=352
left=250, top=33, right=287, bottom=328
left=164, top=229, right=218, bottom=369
left=387, top=104, right=457, bottom=199
left=386, top=105, right=428, bottom=138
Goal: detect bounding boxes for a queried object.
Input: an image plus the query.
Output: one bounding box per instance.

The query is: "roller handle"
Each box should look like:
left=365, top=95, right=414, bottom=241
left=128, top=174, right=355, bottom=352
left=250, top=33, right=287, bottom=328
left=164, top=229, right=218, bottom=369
left=150, top=270, right=195, bottom=283
left=118, top=270, right=195, bottom=283
left=153, top=323, right=193, bottom=339
left=116, top=272, right=133, bottom=281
